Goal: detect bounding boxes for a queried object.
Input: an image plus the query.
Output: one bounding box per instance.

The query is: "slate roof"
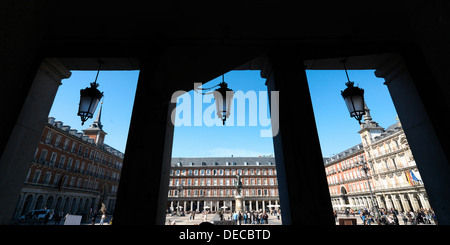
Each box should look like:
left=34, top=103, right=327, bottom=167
left=171, top=157, right=276, bottom=167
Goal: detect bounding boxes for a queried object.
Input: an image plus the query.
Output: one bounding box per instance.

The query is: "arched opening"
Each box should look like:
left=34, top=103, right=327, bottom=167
left=21, top=195, right=33, bottom=216
left=34, top=195, right=44, bottom=210
left=45, top=196, right=54, bottom=209
left=340, top=186, right=349, bottom=205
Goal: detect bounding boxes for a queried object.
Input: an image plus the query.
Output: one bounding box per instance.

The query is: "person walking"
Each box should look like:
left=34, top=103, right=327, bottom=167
left=401, top=212, right=408, bottom=225
left=232, top=211, right=238, bottom=225
left=263, top=212, right=268, bottom=224
left=53, top=212, right=61, bottom=225
left=99, top=212, right=106, bottom=225
left=91, top=211, right=98, bottom=225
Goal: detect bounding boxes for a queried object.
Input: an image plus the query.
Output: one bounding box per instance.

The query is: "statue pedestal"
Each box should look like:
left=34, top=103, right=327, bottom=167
left=234, top=195, right=244, bottom=213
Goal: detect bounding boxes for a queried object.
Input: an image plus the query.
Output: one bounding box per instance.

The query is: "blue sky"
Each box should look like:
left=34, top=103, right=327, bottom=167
left=171, top=70, right=275, bottom=157
left=49, top=70, right=140, bottom=153
left=306, top=69, right=398, bottom=157
left=49, top=68, right=398, bottom=158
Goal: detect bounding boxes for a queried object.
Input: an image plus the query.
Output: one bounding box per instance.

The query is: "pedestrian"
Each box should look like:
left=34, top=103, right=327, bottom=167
left=232, top=211, right=238, bottom=225
left=99, top=212, right=106, bottom=225
left=393, top=213, right=399, bottom=225
left=401, top=212, right=408, bottom=225
left=53, top=212, right=60, bottom=225
left=367, top=215, right=374, bottom=225
left=91, top=211, right=98, bottom=225
left=31, top=213, right=38, bottom=225
left=263, top=212, right=268, bottom=224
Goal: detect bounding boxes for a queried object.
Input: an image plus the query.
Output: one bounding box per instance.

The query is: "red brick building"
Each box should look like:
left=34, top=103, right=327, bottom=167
left=12, top=106, right=124, bottom=221
left=168, top=157, right=279, bottom=214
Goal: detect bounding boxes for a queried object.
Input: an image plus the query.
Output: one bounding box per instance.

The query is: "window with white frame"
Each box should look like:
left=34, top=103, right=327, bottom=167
left=44, top=172, right=51, bottom=184
left=33, top=170, right=41, bottom=183
left=45, top=131, right=53, bottom=144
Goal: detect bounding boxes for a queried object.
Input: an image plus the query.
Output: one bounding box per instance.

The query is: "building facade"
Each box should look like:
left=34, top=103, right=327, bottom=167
left=325, top=105, right=432, bottom=213
left=12, top=107, right=124, bottom=221
left=324, top=143, right=372, bottom=210
left=168, top=157, right=279, bottom=214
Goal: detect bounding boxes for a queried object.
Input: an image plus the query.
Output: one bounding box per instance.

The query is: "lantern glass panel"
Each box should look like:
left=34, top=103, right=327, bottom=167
left=213, top=91, right=225, bottom=118
left=344, top=94, right=364, bottom=117
left=225, top=90, right=234, bottom=118
left=78, top=95, right=100, bottom=118
left=350, top=94, right=365, bottom=117
left=78, top=96, right=92, bottom=117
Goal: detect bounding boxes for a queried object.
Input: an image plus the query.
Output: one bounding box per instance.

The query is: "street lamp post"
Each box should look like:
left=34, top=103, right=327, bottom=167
left=356, top=155, right=380, bottom=219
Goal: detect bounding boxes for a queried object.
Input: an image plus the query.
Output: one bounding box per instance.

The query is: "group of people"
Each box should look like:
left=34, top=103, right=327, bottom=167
left=335, top=207, right=437, bottom=225
left=224, top=210, right=280, bottom=225
left=90, top=210, right=110, bottom=225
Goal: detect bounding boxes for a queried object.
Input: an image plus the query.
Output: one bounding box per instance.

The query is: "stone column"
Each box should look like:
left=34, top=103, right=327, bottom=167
left=408, top=194, right=420, bottom=211
left=113, top=56, right=176, bottom=225
left=400, top=194, right=412, bottom=212
left=376, top=196, right=385, bottom=209
left=391, top=195, right=402, bottom=212
left=375, top=53, right=450, bottom=224
left=262, top=50, right=334, bottom=224
left=418, top=193, right=430, bottom=210
left=422, top=193, right=431, bottom=210
left=0, top=59, right=70, bottom=224
left=385, top=195, right=393, bottom=210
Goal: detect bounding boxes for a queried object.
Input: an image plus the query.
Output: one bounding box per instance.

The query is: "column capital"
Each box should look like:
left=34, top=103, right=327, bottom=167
left=40, top=58, right=72, bottom=84
left=374, top=54, right=405, bottom=85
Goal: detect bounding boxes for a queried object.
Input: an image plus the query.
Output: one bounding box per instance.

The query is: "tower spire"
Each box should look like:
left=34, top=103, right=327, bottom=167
left=92, top=102, right=103, bottom=130
left=363, top=102, right=372, bottom=123
left=82, top=101, right=107, bottom=146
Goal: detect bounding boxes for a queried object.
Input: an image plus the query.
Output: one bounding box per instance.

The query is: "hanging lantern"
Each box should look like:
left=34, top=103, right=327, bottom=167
left=77, top=63, right=104, bottom=125
left=340, top=59, right=365, bottom=124
left=213, top=80, right=234, bottom=125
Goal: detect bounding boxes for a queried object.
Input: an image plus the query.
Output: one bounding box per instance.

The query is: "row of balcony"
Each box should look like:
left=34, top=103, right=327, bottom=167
left=32, top=158, right=120, bottom=182
left=41, top=138, right=122, bottom=170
